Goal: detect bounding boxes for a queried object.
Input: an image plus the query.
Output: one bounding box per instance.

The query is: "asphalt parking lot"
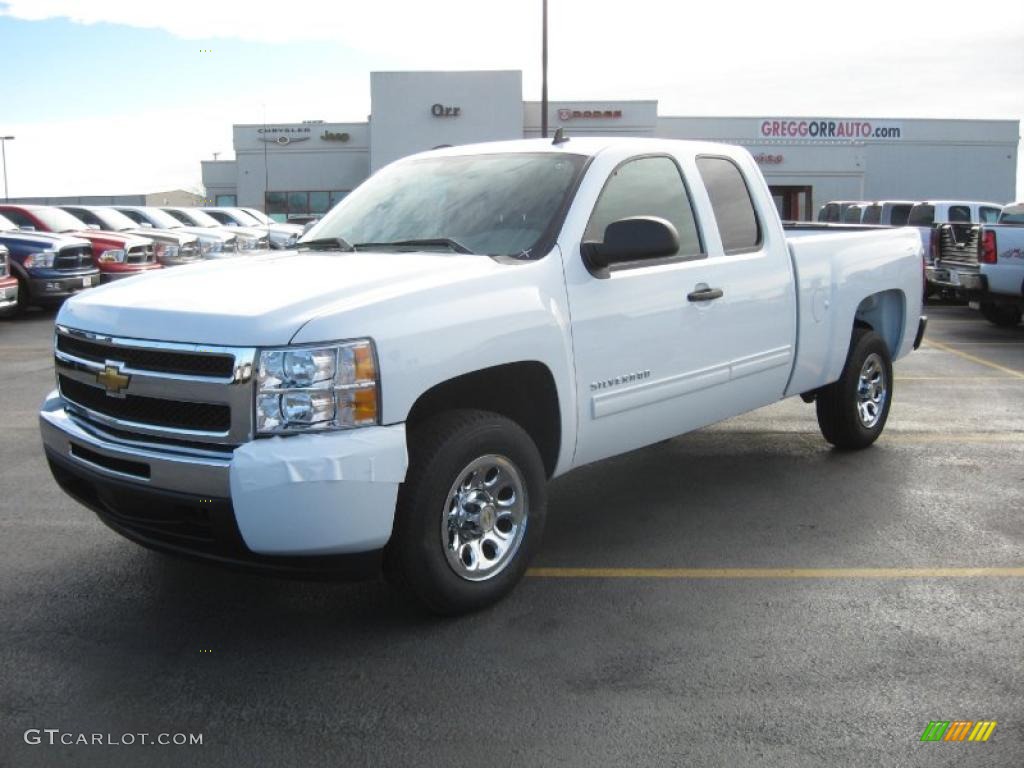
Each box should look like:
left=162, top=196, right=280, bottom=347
left=1, top=303, right=1021, bottom=767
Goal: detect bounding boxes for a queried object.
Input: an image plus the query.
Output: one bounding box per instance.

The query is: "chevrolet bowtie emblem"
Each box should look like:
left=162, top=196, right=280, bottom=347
left=96, top=365, right=130, bottom=395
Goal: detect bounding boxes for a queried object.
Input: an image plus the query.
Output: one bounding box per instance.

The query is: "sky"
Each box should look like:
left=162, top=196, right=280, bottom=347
left=1, top=0, right=1022, bottom=198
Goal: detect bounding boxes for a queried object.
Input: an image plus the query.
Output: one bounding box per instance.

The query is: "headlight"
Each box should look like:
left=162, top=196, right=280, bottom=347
left=222, top=239, right=237, bottom=253
left=255, top=340, right=379, bottom=434
left=24, top=251, right=57, bottom=268
left=98, top=249, right=126, bottom=263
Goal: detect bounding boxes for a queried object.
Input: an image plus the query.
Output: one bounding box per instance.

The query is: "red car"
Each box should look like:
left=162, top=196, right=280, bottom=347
left=0, top=204, right=161, bottom=282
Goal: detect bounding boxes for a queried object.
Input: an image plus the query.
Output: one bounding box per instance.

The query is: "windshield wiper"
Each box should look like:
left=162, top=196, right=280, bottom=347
left=352, top=237, right=474, bottom=254
left=297, top=236, right=356, bottom=252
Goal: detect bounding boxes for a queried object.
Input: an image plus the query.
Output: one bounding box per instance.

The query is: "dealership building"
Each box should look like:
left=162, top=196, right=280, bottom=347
left=201, top=70, right=1019, bottom=221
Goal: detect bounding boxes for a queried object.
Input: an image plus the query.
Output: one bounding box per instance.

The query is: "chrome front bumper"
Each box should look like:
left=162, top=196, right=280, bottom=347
left=40, top=393, right=231, bottom=497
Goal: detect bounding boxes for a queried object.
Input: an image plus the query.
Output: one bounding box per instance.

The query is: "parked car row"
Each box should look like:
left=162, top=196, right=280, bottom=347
left=0, top=204, right=301, bottom=315
left=817, top=198, right=1011, bottom=302
left=926, top=201, right=1024, bottom=327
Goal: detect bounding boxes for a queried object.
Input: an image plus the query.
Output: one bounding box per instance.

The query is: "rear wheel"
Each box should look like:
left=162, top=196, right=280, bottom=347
left=979, top=302, right=1022, bottom=328
left=385, top=409, right=546, bottom=615
left=816, top=328, right=893, bottom=450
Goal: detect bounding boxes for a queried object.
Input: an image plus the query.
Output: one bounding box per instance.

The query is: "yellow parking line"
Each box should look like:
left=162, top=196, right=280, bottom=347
left=528, top=567, right=1024, bottom=579
left=924, top=339, right=1024, bottom=379
left=895, top=376, right=1016, bottom=381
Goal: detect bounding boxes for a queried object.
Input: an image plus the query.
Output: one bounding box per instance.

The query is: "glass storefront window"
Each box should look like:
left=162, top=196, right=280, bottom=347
left=309, top=191, right=330, bottom=214
left=288, top=192, right=308, bottom=212
left=215, top=194, right=237, bottom=206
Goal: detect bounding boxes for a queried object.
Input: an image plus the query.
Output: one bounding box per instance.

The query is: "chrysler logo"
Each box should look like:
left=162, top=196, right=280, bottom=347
left=258, top=135, right=311, bottom=146
left=96, top=364, right=130, bottom=396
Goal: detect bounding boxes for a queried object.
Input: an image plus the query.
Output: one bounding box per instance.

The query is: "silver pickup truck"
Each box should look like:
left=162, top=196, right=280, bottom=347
left=927, top=202, right=1024, bottom=327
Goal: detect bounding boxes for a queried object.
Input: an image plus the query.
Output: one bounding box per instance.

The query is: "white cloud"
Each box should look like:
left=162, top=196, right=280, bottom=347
left=2, top=0, right=1022, bottom=196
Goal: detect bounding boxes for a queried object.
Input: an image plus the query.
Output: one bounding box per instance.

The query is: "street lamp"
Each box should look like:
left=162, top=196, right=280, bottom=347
left=0, top=136, right=13, bottom=202
left=541, top=0, right=548, bottom=139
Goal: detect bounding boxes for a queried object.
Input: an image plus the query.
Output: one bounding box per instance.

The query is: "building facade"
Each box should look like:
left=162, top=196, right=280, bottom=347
left=202, top=70, right=1019, bottom=222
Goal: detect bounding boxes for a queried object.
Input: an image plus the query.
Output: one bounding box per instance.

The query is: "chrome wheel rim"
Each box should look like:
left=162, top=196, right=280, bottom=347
left=441, top=454, right=528, bottom=582
left=856, top=353, right=887, bottom=428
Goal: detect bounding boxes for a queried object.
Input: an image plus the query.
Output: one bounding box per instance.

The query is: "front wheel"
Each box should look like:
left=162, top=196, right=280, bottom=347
left=816, top=328, right=893, bottom=450
left=385, top=410, right=547, bottom=615
left=979, top=302, right=1022, bottom=328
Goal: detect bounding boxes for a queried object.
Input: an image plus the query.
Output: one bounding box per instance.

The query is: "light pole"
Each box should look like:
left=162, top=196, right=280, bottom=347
left=0, top=136, right=13, bottom=202
left=541, top=0, right=549, bottom=139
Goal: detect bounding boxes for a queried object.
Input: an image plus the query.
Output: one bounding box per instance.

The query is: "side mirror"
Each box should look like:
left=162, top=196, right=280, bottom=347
left=581, top=216, right=679, bottom=277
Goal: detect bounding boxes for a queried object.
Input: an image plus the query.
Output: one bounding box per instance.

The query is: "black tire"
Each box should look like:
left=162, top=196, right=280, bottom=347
left=816, top=328, right=893, bottom=450
left=14, top=274, right=29, bottom=315
left=385, top=409, right=547, bottom=615
left=979, top=302, right=1022, bottom=328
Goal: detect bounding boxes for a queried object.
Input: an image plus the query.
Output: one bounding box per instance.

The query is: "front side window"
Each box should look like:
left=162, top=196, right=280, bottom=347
left=583, top=155, right=702, bottom=260
left=696, top=157, right=761, bottom=253
left=819, top=204, right=840, bottom=223
left=862, top=205, right=882, bottom=225
left=842, top=207, right=863, bottom=224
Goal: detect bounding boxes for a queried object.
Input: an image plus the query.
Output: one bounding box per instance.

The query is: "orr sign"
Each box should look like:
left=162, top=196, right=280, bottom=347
left=760, top=119, right=902, bottom=140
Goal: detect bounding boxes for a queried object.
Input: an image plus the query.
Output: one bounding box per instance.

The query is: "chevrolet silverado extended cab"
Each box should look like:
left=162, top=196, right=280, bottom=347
left=928, top=201, right=1024, bottom=326
left=201, top=206, right=303, bottom=250
left=0, top=214, right=99, bottom=312
left=40, top=138, right=925, bottom=614
left=114, top=206, right=240, bottom=258
left=0, top=204, right=161, bottom=283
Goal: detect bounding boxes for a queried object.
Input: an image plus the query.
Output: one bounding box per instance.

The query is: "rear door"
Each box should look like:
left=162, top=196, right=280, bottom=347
left=562, top=150, right=796, bottom=466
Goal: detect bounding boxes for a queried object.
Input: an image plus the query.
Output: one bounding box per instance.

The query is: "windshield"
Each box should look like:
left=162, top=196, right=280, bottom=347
left=32, top=207, right=88, bottom=233
left=130, top=208, right=183, bottom=229
left=908, top=205, right=935, bottom=226
left=302, top=152, right=588, bottom=256
left=241, top=208, right=272, bottom=225
left=0, top=213, right=17, bottom=231
left=999, top=206, right=1024, bottom=225
left=92, top=207, right=141, bottom=231
left=169, top=208, right=222, bottom=227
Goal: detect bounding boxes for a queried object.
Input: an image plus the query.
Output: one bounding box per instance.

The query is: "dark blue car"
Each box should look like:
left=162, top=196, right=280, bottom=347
left=0, top=212, right=99, bottom=313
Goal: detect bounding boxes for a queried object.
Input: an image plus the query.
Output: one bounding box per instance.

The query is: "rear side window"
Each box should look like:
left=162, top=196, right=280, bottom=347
left=862, top=205, right=882, bottom=225
left=908, top=205, right=935, bottom=226
left=696, top=157, right=761, bottom=253
left=948, top=205, right=971, bottom=223
left=979, top=207, right=1001, bottom=223
left=890, top=205, right=912, bottom=226
left=842, top=207, right=863, bottom=224
left=585, top=155, right=702, bottom=260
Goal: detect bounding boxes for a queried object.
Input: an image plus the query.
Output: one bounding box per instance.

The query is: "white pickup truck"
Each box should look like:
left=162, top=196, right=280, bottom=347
left=40, top=138, right=926, bottom=614
left=928, top=202, right=1024, bottom=326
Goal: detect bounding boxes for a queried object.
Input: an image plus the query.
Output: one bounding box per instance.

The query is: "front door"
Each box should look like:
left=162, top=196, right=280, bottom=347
left=563, top=152, right=796, bottom=467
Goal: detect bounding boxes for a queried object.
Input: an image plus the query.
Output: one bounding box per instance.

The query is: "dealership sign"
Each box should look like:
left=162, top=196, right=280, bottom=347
left=558, top=108, right=623, bottom=121
left=760, top=119, right=902, bottom=140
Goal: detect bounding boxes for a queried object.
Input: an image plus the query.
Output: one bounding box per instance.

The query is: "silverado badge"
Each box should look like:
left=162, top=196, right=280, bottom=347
left=96, top=364, right=130, bottom=396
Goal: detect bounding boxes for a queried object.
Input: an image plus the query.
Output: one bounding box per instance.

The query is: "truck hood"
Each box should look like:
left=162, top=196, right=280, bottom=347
left=56, top=249, right=499, bottom=346
left=69, top=230, right=152, bottom=250
left=0, top=229, right=92, bottom=251
left=124, top=227, right=198, bottom=246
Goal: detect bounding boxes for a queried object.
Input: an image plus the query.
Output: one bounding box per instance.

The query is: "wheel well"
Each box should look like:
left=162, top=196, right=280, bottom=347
left=854, top=289, right=905, bottom=356
left=405, top=362, right=561, bottom=478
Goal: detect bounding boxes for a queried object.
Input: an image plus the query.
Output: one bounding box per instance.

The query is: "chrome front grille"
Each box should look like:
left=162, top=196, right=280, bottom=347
left=127, top=245, right=154, bottom=264
left=55, top=246, right=93, bottom=270
left=54, top=325, right=256, bottom=447
left=0, top=248, right=7, bottom=277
